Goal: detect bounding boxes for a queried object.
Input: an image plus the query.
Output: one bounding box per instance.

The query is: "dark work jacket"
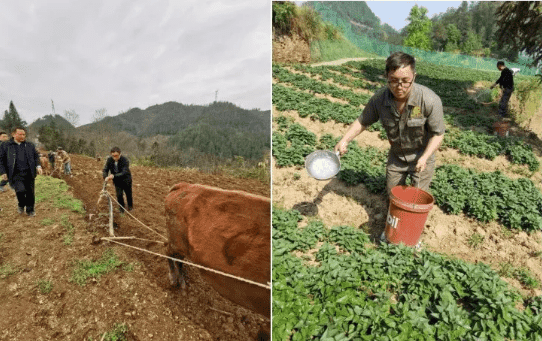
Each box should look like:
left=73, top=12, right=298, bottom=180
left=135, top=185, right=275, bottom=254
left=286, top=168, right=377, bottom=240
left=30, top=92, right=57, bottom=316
left=496, top=67, right=514, bottom=90
left=0, top=138, right=41, bottom=185
left=102, top=155, right=132, bottom=184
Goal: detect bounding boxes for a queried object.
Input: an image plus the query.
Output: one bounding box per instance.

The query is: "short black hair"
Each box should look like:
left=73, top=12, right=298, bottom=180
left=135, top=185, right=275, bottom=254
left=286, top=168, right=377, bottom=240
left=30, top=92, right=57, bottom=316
left=110, top=147, right=121, bottom=154
left=497, top=61, right=505, bottom=67
left=0, top=131, right=7, bottom=135
left=386, top=52, right=416, bottom=76
left=11, top=126, right=26, bottom=133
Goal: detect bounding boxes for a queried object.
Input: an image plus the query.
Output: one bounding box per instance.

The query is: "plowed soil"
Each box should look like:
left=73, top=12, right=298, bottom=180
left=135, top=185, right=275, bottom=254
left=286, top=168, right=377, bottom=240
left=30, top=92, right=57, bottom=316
left=0, top=153, right=270, bottom=341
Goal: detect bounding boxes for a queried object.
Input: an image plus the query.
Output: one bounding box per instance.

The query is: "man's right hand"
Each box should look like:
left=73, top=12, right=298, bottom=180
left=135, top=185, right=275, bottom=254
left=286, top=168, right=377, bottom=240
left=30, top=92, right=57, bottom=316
left=1, top=174, right=7, bottom=181
left=334, top=140, right=349, bottom=156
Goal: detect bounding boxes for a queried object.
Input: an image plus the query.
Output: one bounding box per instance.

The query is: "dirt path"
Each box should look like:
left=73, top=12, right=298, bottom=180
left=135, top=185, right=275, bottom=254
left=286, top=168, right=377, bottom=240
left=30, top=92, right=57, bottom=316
left=0, top=154, right=270, bottom=341
left=311, top=57, right=371, bottom=67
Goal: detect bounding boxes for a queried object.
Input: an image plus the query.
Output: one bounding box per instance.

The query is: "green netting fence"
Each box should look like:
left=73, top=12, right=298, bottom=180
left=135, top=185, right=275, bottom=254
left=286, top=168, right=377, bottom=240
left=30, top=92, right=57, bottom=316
left=313, top=2, right=540, bottom=76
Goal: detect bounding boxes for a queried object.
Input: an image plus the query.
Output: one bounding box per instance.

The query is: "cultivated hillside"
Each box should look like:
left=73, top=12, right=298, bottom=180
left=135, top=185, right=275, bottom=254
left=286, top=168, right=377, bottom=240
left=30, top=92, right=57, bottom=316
left=272, top=58, right=542, bottom=339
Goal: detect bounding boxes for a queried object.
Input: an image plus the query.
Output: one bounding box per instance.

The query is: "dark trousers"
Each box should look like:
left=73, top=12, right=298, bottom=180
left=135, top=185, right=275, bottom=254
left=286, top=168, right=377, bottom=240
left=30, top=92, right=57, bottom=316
left=498, top=88, right=513, bottom=118
left=12, top=171, right=35, bottom=212
left=114, top=180, right=133, bottom=212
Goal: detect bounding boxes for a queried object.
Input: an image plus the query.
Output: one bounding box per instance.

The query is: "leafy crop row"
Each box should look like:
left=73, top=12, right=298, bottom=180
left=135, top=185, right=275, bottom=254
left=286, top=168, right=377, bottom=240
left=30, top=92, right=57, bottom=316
left=273, top=122, right=317, bottom=167
left=431, top=164, right=542, bottom=230
left=273, top=207, right=542, bottom=341
left=443, top=128, right=540, bottom=171
left=272, top=120, right=389, bottom=193
left=273, top=64, right=371, bottom=107
left=291, top=64, right=378, bottom=91
left=273, top=84, right=360, bottom=124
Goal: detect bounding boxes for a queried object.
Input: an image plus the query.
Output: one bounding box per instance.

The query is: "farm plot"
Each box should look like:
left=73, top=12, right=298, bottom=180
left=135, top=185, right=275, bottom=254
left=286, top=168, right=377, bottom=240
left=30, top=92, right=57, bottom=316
left=272, top=59, right=542, bottom=339
left=0, top=154, right=270, bottom=341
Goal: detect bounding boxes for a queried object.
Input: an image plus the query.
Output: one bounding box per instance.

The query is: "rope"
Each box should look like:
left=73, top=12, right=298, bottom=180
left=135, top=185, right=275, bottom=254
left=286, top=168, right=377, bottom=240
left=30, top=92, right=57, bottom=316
left=103, top=190, right=168, bottom=241
left=102, top=237, right=271, bottom=290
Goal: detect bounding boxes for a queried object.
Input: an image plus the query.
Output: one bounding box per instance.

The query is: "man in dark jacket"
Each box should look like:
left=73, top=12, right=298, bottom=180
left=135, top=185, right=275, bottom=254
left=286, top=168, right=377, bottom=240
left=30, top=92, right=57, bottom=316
left=490, top=61, right=514, bottom=118
left=0, top=127, right=43, bottom=216
left=0, top=131, right=8, bottom=193
left=102, top=147, right=133, bottom=213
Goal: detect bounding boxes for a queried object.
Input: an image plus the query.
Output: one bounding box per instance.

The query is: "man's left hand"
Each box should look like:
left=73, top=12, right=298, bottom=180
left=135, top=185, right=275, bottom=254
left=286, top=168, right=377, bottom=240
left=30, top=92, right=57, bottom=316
left=415, top=157, right=427, bottom=173
left=106, top=174, right=114, bottom=181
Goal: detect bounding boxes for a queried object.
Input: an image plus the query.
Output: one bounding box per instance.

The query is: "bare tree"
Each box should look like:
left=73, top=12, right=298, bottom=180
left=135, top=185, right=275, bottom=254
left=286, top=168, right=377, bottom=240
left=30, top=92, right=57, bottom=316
left=63, top=109, right=79, bottom=127
left=92, top=108, right=111, bottom=157
left=92, top=108, right=109, bottom=122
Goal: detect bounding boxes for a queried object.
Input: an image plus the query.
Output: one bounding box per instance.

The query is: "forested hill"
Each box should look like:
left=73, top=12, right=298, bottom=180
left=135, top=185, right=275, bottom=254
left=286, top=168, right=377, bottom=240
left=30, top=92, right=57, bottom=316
left=77, top=101, right=270, bottom=138
left=307, top=1, right=403, bottom=45
left=29, top=114, right=75, bottom=132
left=71, top=100, right=270, bottom=161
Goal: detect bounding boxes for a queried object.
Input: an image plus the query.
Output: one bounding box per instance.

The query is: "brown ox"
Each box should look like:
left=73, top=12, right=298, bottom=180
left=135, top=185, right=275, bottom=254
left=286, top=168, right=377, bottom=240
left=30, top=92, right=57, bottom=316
left=165, top=183, right=271, bottom=319
left=39, top=156, right=50, bottom=175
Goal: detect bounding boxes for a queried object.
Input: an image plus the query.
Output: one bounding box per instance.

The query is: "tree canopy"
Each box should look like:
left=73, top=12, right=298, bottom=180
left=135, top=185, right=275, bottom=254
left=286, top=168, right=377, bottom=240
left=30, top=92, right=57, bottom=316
left=0, top=101, right=27, bottom=133
left=404, top=5, right=433, bottom=51
left=495, top=1, right=542, bottom=69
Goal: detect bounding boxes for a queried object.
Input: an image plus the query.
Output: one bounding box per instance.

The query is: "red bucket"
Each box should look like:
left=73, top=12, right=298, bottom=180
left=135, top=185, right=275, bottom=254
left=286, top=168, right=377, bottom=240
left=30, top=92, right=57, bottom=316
left=493, top=121, right=510, bottom=137
left=384, top=186, right=434, bottom=247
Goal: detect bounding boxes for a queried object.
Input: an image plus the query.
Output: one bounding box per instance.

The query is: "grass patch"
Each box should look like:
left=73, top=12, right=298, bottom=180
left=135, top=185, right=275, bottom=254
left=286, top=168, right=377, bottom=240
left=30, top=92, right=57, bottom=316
left=35, top=176, right=85, bottom=214
left=61, top=214, right=75, bottom=245
left=36, top=279, right=53, bottom=294
left=89, top=323, right=128, bottom=341
left=0, top=264, right=18, bottom=279
left=467, top=233, right=484, bottom=249
left=498, top=262, right=540, bottom=289
left=70, top=248, right=127, bottom=286
left=40, top=218, right=56, bottom=226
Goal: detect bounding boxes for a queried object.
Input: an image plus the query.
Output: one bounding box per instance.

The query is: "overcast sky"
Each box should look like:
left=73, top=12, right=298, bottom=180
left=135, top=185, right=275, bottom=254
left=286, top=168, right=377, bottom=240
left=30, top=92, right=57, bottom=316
left=0, top=0, right=271, bottom=126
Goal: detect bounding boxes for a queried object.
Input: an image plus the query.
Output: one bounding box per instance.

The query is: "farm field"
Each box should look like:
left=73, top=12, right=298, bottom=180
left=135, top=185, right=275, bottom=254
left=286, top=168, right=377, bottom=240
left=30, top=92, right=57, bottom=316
left=0, top=154, right=270, bottom=341
left=272, top=59, right=542, bottom=340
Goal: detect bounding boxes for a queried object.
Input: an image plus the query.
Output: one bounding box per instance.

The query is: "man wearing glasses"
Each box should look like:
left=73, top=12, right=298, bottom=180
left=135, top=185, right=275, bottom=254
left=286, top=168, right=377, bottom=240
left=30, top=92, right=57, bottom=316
left=335, top=52, right=445, bottom=194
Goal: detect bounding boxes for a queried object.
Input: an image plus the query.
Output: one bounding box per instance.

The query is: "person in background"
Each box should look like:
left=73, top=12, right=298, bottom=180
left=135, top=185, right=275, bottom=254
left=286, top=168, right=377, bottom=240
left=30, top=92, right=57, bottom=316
left=334, top=52, right=445, bottom=195
left=102, top=147, right=133, bottom=214
left=0, top=127, right=43, bottom=216
left=48, top=150, right=56, bottom=172
left=56, top=147, right=71, bottom=176
left=490, top=61, right=514, bottom=119
left=0, top=131, right=9, bottom=193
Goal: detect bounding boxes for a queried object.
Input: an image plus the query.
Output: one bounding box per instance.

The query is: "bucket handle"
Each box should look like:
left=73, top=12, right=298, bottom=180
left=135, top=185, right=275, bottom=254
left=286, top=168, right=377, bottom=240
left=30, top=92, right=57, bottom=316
left=413, top=171, right=420, bottom=211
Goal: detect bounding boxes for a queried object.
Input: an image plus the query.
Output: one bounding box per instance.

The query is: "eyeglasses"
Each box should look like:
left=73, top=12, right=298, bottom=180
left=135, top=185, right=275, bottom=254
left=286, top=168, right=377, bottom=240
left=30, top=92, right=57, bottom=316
left=387, top=79, right=414, bottom=88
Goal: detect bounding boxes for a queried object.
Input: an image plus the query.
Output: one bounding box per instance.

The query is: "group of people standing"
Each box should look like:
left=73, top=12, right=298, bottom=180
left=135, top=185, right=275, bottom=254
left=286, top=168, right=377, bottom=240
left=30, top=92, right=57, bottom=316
left=0, top=127, right=133, bottom=217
